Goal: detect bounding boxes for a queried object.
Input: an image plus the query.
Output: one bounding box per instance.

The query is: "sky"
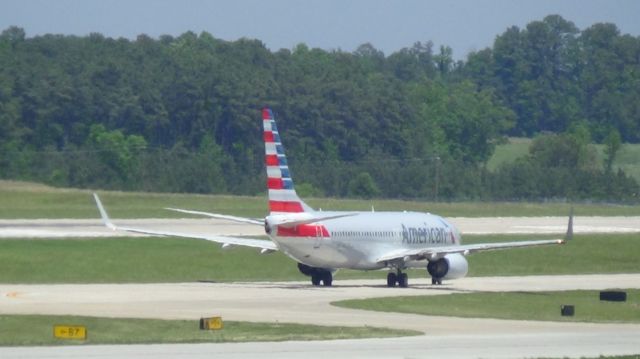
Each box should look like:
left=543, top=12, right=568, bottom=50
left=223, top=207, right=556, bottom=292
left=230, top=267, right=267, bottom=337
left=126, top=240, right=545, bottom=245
left=2, top=0, right=639, bottom=60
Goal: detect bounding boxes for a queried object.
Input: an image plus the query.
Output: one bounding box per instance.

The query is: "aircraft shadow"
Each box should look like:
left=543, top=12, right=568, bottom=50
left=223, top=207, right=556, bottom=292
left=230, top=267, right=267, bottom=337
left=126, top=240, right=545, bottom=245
left=196, top=279, right=478, bottom=293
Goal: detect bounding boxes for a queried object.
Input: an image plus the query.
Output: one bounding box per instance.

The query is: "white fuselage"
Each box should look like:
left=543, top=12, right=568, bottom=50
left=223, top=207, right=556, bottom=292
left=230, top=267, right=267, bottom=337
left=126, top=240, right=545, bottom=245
left=268, top=211, right=461, bottom=270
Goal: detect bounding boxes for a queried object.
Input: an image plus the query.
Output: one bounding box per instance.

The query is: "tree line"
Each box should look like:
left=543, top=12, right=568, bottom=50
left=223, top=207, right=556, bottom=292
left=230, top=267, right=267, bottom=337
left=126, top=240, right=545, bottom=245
left=0, top=15, right=638, bottom=202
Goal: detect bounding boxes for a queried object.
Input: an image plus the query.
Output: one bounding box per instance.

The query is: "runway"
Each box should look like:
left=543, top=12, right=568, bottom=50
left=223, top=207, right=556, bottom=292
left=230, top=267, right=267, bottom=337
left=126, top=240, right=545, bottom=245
left=2, top=330, right=639, bottom=359
left=1, top=275, right=640, bottom=358
left=2, top=216, right=640, bottom=238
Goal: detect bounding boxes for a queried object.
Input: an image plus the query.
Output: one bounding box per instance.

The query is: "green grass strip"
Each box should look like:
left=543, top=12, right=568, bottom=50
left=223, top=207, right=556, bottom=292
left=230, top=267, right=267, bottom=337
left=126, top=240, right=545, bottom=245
left=0, top=314, right=419, bottom=346
left=0, top=234, right=638, bottom=284
left=2, top=181, right=640, bottom=218
left=463, top=233, right=640, bottom=277
left=0, top=237, right=300, bottom=283
left=334, top=290, right=640, bottom=323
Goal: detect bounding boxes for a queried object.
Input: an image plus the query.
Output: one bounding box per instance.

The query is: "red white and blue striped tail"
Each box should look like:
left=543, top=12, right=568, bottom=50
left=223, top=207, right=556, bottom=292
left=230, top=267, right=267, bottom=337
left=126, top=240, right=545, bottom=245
left=262, top=107, right=314, bottom=214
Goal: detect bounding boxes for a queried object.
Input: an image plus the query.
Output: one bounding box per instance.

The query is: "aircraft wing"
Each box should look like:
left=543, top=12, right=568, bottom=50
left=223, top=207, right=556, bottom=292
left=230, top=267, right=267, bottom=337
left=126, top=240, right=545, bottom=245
left=376, top=238, right=564, bottom=263
left=93, top=194, right=277, bottom=252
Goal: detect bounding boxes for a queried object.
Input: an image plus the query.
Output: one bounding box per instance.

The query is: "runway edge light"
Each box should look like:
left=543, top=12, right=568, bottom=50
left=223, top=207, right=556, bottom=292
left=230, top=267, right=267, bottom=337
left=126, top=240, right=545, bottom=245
left=560, top=305, right=575, bottom=317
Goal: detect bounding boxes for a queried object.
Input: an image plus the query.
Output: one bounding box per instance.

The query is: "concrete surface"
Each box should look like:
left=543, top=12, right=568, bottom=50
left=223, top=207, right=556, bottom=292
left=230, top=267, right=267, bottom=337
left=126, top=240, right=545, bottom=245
left=1, top=275, right=640, bottom=358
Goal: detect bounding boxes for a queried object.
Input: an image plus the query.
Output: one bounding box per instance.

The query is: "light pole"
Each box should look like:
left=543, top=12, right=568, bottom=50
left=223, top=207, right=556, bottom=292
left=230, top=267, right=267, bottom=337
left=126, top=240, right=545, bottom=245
left=434, top=156, right=440, bottom=201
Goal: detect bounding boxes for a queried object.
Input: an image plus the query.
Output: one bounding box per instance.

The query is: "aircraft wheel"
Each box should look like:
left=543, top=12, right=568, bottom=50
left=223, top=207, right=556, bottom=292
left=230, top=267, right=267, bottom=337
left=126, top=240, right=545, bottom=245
left=398, top=273, right=408, bottom=288
left=311, top=275, right=321, bottom=286
left=322, top=272, right=333, bottom=287
left=386, top=272, right=397, bottom=287
left=431, top=277, right=437, bottom=285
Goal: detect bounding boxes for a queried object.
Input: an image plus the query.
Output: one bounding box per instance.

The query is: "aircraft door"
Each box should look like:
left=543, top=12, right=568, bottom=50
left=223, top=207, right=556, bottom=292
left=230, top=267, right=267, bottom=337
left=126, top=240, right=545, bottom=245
left=313, top=225, right=322, bottom=249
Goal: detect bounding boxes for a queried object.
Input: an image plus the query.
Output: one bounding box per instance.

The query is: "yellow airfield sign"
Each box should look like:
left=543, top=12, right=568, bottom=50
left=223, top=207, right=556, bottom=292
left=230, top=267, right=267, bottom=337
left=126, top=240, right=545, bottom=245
left=200, top=316, right=223, bottom=330
left=53, top=325, right=87, bottom=340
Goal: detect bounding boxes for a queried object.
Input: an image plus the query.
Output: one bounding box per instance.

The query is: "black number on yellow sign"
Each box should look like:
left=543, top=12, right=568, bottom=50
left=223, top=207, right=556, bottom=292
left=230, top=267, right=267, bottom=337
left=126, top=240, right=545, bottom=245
left=53, top=325, right=87, bottom=340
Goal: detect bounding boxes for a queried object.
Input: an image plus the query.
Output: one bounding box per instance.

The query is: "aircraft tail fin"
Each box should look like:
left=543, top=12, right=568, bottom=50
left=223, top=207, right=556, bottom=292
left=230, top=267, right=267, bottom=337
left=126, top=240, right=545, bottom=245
left=262, top=107, right=313, bottom=214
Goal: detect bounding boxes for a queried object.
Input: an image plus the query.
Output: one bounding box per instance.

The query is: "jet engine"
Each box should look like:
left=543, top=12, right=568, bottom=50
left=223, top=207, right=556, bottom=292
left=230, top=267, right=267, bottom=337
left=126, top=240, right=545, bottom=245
left=426, top=253, right=468, bottom=280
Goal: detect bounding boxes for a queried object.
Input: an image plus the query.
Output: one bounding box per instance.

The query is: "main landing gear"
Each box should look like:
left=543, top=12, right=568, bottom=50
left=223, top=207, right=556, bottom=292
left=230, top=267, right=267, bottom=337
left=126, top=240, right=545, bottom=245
left=386, top=270, right=408, bottom=288
left=311, top=271, right=333, bottom=287
left=298, top=263, right=333, bottom=286
left=431, top=277, right=443, bottom=285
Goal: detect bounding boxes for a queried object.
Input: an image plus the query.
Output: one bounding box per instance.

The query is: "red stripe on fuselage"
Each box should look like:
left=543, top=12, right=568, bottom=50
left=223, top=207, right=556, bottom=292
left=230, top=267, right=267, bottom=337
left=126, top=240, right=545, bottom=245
left=269, top=200, right=304, bottom=213
left=277, top=224, right=330, bottom=237
left=264, top=132, right=275, bottom=143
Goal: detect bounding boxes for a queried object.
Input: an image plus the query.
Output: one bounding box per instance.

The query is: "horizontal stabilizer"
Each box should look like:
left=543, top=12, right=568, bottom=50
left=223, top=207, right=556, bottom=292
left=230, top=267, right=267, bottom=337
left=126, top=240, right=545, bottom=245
left=274, top=213, right=359, bottom=228
left=165, top=208, right=263, bottom=226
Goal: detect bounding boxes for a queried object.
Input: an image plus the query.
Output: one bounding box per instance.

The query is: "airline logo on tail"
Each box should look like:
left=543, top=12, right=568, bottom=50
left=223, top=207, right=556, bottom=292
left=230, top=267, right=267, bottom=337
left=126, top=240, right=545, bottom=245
left=263, top=108, right=311, bottom=214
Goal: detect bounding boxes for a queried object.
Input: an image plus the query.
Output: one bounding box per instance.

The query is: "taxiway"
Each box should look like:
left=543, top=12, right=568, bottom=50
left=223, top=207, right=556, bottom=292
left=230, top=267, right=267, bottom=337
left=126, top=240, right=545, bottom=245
left=1, top=275, right=640, bottom=358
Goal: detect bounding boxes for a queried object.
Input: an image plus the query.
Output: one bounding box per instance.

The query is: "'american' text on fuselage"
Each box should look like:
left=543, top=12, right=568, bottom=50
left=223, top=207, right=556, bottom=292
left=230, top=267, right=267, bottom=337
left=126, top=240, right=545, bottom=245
left=402, top=224, right=448, bottom=245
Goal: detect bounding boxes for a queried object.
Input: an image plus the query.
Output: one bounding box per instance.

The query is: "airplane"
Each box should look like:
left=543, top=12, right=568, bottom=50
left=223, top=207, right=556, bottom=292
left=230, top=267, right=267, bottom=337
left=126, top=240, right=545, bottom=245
left=93, top=107, right=570, bottom=288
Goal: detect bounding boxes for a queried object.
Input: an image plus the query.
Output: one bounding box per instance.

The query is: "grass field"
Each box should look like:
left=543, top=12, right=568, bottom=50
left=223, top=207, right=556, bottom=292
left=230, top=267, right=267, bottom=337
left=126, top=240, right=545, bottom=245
left=488, top=138, right=640, bottom=183
left=0, top=315, right=417, bottom=346
left=0, top=234, right=637, bottom=284
left=2, top=180, right=640, bottom=219
left=0, top=237, right=299, bottom=283
left=606, top=143, right=640, bottom=182
left=333, top=290, right=640, bottom=324
left=487, top=137, right=532, bottom=171
left=464, top=233, right=640, bottom=277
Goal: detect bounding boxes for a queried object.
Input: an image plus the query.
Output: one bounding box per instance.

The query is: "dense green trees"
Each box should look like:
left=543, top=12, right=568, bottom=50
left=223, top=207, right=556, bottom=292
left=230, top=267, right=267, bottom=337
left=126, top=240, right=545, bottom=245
left=464, top=16, right=640, bottom=142
left=490, top=131, right=637, bottom=201
left=0, top=15, right=638, bottom=202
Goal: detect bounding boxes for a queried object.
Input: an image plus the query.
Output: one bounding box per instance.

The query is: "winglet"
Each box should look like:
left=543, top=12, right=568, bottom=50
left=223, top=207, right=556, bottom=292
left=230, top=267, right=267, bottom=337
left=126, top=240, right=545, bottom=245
left=93, top=193, right=116, bottom=230
left=564, top=206, right=574, bottom=242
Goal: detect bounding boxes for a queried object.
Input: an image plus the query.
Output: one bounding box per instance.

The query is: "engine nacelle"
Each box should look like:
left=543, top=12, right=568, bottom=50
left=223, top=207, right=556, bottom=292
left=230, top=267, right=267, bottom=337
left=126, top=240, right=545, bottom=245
left=426, top=253, right=468, bottom=280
